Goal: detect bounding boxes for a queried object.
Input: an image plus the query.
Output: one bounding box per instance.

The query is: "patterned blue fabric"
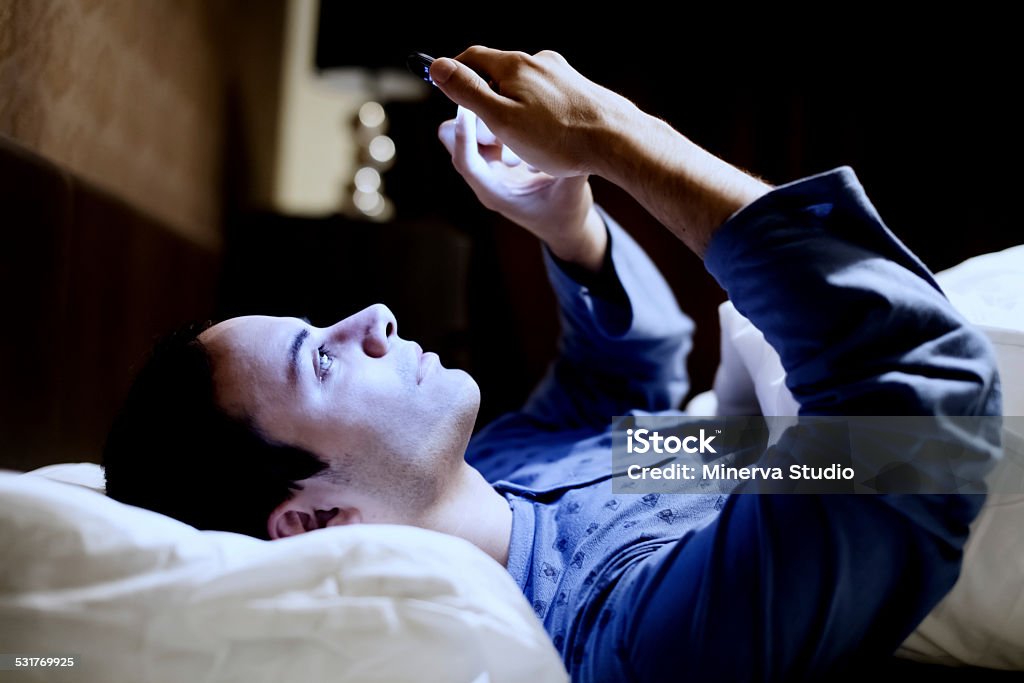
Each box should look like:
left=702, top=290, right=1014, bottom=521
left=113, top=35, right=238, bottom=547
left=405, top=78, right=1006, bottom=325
left=466, top=167, right=1001, bottom=682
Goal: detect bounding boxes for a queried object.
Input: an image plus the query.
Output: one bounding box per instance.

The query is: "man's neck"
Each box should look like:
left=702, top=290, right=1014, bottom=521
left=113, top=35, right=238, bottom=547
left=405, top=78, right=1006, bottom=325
left=416, top=464, right=512, bottom=567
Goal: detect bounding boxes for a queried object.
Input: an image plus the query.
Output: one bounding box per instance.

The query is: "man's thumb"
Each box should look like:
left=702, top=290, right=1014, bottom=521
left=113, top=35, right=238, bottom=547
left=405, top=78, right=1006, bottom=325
left=430, top=57, right=458, bottom=85
left=431, top=58, right=500, bottom=116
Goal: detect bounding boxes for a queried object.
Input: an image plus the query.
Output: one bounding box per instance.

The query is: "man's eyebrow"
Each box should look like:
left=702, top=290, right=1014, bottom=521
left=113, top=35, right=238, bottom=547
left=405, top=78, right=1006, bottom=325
left=288, top=328, right=310, bottom=384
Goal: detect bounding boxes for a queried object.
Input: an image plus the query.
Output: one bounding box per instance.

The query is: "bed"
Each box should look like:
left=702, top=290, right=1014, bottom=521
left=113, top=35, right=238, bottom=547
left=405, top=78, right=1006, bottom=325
left=1, top=131, right=1020, bottom=680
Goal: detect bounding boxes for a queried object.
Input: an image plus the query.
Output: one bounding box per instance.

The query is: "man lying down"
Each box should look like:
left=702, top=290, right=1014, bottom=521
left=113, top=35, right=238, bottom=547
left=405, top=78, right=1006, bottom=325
left=103, top=47, right=1002, bottom=682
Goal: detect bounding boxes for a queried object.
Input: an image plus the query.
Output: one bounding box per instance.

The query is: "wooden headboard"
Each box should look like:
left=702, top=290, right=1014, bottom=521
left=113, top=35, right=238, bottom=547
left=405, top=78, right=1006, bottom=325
left=0, top=136, right=220, bottom=471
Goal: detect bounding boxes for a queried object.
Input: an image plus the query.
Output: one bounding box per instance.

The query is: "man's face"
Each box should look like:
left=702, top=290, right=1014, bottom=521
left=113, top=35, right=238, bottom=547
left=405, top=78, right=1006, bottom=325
left=198, top=304, right=480, bottom=525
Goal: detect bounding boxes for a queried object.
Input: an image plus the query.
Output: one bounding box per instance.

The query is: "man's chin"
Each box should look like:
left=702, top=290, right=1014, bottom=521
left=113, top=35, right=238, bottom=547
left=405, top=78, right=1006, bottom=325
left=440, top=368, right=481, bottom=438
left=447, top=368, right=481, bottom=413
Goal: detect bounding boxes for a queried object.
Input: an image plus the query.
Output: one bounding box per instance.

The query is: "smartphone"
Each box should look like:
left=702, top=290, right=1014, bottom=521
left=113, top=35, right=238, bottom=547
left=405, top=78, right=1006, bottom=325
left=406, top=52, right=499, bottom=93
left=406, top=53, right=436, bottom=84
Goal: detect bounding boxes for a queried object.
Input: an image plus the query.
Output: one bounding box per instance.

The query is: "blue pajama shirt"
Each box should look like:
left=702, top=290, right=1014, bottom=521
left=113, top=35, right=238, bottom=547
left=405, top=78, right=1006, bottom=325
left=464, top=167, right=1001, bottom=682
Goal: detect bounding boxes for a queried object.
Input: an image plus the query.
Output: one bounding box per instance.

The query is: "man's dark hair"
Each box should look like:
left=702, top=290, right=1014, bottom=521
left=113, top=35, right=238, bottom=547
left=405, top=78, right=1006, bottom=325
left=103, top=321, right=329, bottom=539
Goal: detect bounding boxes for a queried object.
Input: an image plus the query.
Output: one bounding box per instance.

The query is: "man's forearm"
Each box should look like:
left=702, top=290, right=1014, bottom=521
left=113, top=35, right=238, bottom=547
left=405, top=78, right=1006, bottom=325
left=595, top=107, right=772, bottom=256
left=546, top=107, right=770, bottom=265
left=543, top=205, right=608, bottom=274
left=519, top=207, right=693, bottom=429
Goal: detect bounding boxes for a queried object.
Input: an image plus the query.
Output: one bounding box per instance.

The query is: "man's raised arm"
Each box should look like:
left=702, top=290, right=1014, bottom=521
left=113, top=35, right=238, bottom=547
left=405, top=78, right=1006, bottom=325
left=434, top=48, right=1002, bottom=680
left=431, top=47, right=771, bottom=256
left=432, top=46, right=999, bottom=418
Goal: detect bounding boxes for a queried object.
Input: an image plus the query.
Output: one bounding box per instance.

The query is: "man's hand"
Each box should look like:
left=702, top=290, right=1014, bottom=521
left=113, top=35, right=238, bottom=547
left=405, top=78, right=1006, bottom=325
left=430, top=47, right=631, bottom=179
left=432, top=46, right=772, bottom=257
left=439, top=106, right=607, bottom=272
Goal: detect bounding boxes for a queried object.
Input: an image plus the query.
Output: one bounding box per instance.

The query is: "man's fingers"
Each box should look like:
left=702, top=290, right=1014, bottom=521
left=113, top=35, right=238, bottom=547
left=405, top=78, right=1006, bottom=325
left=451, top=45, right=511, bottom=77
left=437, top=119, right=456, bottom=155
left=440, top=116, right=503, bottom=157
left=439, top=105, right=517, bottom=207
left=430, top=56, right=505, bottom=121
left=476, top=117, right=498, bottom=146
left=453, top=106, right=507, bottom=203
left=501, top=145, right=522, bottom=167
left=452, top=107, right=490, bottom=179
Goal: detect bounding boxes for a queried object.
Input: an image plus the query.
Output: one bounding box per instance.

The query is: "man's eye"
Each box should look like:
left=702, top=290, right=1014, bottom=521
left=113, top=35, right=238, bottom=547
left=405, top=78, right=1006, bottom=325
left=317, top=345, right=333, bottom=378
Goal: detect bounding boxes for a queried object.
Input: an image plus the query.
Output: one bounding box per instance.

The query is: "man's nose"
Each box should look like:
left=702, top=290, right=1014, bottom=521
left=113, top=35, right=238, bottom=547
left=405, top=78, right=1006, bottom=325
left=357, top=303, right=397, bottom=357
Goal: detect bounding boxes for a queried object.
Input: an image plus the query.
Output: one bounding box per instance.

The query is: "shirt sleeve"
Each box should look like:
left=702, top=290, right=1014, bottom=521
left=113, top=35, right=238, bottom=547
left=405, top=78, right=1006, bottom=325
left=705, top=166, right=1000, bottom=418
left=584, top=167, right=1002, bottom=682
left=516, top=205, right=695, bottom=431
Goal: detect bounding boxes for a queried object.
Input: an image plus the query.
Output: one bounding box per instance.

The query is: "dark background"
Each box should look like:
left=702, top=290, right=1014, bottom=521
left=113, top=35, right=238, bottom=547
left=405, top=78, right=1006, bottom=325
left=2, top=4, right=1017, bottom=472
left=224, top=9, right=1020, bottom=427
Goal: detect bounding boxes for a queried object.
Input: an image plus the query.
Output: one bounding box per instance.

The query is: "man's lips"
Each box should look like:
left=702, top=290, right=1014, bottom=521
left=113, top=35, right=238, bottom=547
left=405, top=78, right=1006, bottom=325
left=414, top=342, right=439, bottom=384
left=418, top=352, right=439, bottom=384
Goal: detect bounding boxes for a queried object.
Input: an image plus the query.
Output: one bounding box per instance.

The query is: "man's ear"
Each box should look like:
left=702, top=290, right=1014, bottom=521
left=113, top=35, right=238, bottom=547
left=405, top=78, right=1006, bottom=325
left=267, top=493, right=362, bottom=540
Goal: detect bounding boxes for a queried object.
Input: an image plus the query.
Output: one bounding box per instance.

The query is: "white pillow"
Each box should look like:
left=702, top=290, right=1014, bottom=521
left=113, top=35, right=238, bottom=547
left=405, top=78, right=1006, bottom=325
left=713, top=299, right=799, bottom=420
left=0, top=470, right=567, bottom=683
left=936, top=244, right=1024, bottom=418
left=705, top=244, right=1024, bottom=670
left=904, top=246, right=1024, bottom=670
left=22, top=461, right=106, bottom=493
